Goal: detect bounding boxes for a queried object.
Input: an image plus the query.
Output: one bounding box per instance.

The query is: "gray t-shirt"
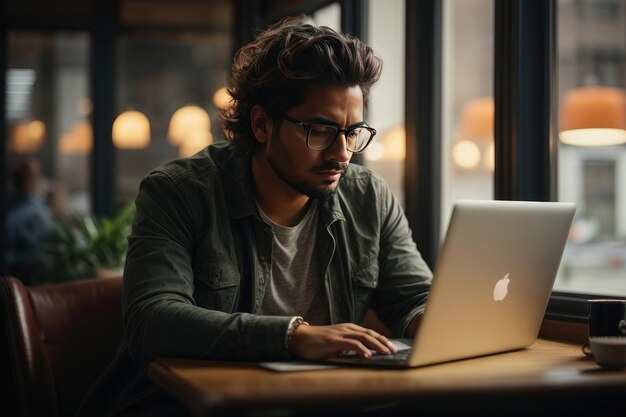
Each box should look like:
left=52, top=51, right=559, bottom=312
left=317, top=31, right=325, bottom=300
left=257, top=200, right=330, bottom=325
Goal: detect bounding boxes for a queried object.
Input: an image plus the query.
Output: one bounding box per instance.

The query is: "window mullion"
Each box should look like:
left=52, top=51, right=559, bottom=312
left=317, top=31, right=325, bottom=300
left=494, top=0, right=556, bottom=202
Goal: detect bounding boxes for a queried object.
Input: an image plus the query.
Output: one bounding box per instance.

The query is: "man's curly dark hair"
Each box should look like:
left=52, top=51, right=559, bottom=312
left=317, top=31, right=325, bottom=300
left=220, top=16, right=383, bottom=155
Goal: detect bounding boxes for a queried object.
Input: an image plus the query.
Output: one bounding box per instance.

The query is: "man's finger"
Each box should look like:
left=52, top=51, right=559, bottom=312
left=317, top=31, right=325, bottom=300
left=338, top=331, right=392, bottom=355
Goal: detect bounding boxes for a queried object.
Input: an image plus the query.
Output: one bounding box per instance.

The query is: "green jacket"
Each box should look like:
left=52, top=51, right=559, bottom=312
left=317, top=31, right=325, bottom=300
left=81, top=141, right=432, bottom=416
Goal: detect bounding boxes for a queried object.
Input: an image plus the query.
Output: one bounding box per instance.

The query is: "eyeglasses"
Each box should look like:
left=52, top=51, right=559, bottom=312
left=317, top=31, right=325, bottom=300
left=282, top=115, right=377, bottom=153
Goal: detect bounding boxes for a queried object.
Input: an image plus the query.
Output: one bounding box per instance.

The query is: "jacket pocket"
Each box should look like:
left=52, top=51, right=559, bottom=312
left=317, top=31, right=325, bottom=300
left=194, top=261, right=240, bottom=312
left=351, top=258, right=379, bottom=322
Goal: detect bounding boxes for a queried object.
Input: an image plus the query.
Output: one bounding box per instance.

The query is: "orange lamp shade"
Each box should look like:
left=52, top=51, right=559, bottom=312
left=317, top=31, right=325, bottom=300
left=212, top=87, right=232, bottom=110
left=459, top=97, right=494, bottom=141
left=112, top=111, right=151, bottom=149
left=58, top=121, right=93, bottom=154
left=559, top=86, right=626, bottom=146
left=168, top=105, right=211, bottom=145
left=364, top=125, right=405, bottom=162
left=10, top=120, right=46, bottom=153
left=178, top=130, right=213, bottom=157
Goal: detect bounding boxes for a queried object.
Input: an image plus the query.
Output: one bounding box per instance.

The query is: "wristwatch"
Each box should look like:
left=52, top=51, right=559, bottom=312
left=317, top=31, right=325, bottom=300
left=286, top=316, right=309, bottom=349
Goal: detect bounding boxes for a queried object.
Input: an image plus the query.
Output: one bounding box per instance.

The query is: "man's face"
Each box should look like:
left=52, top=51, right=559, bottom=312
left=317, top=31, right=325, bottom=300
left=262, top=84, right=364, bottom=200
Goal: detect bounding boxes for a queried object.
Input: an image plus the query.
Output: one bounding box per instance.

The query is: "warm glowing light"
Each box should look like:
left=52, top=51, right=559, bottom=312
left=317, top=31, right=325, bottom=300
left=212, top=87, right=232, bottom=110
left=365, top=142, right=384, bottom=161
left=58, top=121, right=93, bottom=154
left=453, top=97, right=495, bottom=171
left=559, top=128, right=626, bottom=147
left=112, top=111, right=151, bottom=149
left=365, top=125, right=405, bottom=162
left=28, top=120, right=45, bottom=142
left=452, top=140, right=481, bottom=169
left=178, top=130, right=213, bottom=157
left=559, top=86, right=626, bottom=146
left=168, top=105, right=212, bottom=148
left=485, top=142, right=495, bottom=172
left=459, top=97, right=494, bottom=141
left=10, top=120, right=46, bottom=153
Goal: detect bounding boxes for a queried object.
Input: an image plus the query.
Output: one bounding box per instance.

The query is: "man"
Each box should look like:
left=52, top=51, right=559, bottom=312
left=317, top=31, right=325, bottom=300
left=80, top=16, right=432, bottom=416
left=6, top=159, right=54, bottom=285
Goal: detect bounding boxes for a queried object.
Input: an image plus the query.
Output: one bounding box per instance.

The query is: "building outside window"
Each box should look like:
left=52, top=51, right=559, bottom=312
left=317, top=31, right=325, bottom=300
left=440, top=0, right=494, bottom=233
left=364, top=0, right=406, bottom=207
left=555, top=0, right=626, bottom=297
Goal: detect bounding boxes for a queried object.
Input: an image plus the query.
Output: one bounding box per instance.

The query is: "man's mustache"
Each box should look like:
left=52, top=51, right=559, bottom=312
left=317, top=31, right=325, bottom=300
left=315, top=161, right=348, bottom=173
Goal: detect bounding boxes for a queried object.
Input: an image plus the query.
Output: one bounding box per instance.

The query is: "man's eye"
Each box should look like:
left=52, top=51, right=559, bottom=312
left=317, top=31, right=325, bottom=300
left=347, top=129, right=361, bottom=138
left=310, top=126, right=334, bottom=136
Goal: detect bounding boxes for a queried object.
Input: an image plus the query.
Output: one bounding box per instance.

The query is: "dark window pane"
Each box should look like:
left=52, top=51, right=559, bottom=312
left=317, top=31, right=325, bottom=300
left=115, top=30, right=232, bottom=205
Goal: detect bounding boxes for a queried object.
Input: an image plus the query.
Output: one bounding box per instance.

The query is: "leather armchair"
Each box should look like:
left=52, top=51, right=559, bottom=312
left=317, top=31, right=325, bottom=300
left=0, top=275, right=123, bottom=417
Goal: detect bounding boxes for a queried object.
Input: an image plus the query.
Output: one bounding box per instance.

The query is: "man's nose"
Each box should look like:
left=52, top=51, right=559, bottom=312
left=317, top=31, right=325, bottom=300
left=325, top=131, right=351, bottom=162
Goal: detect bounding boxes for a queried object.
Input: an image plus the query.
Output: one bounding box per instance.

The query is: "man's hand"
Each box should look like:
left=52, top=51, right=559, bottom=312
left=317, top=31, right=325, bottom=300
left=288, top=323, right=398, bottom=360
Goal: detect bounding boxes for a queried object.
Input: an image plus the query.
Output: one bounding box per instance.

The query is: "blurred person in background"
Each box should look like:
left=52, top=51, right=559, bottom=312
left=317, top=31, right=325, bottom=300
left=6, top=159, right=54, bottom=284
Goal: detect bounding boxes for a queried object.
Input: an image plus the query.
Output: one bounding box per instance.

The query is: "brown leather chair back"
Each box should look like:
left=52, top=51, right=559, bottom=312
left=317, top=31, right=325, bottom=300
left=0, top=276, right=123, bottom=417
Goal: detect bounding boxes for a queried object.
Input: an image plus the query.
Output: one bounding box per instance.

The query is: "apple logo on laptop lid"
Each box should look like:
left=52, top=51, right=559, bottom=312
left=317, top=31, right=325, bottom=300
left=493, top=273, right=510, bottom=302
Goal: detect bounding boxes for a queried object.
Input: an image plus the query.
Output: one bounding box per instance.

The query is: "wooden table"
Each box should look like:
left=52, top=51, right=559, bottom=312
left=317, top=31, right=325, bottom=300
left=148, top=339, right=626, bottom=417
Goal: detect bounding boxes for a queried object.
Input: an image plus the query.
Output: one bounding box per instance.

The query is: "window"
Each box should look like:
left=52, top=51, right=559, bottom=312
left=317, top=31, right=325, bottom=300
left=308, top=2, right=341, bottom=29
left=364, top=0, right=406, bottom=206
left=1, top=0, right=234, bottom=279
left=441, top=0, right=494, bottom=232
left=555, top=0, right=626, bottom=297
left=115, top=31, right=232, bottom=205
left=5, top=31, right=91, bottom=217
left=115, top=0, right=233, bottom=206
left=3, top=31, right=91, bottom=282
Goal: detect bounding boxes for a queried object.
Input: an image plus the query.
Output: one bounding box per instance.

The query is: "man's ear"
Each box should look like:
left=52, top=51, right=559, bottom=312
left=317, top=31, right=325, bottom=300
left=250, top=105, right=273, bottom=144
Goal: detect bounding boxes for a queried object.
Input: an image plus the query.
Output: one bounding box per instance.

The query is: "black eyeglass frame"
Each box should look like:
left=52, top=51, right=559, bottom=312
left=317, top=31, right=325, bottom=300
left=282, top=115, right=377, bottom=153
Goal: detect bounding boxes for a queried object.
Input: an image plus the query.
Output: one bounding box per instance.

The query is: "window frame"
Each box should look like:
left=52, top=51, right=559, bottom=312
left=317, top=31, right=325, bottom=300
left=491, top=0, right=626, bottom=322
left=404, top=0, right=442, bottom=269
left=0, top=28, right=6, bottom=274
left=406, top=0, right=617, bottom=322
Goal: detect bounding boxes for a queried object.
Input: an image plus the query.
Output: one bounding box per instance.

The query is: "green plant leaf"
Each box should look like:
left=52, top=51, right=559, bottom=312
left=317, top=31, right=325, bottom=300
left=45, top=203, right=135, bottom=282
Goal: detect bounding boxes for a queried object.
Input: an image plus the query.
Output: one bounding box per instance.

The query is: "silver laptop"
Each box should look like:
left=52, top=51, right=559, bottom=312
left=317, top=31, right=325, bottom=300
left=330, top=199, right=576, bottom=368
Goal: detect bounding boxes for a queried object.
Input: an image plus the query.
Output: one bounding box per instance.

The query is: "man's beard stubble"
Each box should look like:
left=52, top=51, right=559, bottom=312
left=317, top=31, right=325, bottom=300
left=267, top=130, right=348, bottom=201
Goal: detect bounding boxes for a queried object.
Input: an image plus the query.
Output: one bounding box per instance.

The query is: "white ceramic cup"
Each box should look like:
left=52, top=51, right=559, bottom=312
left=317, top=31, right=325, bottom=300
left=589, top=336, right=626, bottom=369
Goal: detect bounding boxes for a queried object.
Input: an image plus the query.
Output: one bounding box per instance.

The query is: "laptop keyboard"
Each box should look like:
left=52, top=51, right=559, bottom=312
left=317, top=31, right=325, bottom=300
left=336, top=349, right=412, bottom=362
left=371, top=349, right=411, bottom=361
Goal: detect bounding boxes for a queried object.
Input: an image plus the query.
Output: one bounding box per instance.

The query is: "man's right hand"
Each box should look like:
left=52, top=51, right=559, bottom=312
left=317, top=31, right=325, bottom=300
left=287, top=323, right=398, bottom=360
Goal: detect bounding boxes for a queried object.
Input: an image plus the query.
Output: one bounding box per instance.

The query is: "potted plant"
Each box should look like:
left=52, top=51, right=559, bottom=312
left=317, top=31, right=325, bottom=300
left=45, top=203, right=135, bottom=282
